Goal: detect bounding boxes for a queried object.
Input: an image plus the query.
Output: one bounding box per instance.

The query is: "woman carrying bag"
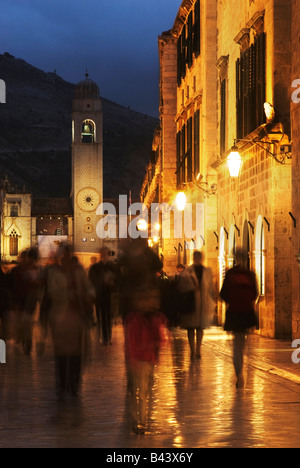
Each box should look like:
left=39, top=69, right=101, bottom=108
left=177, top=251, right=215, bottom=359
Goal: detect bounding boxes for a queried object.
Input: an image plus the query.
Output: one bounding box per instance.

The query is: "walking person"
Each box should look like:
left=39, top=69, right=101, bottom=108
left=89, top=247, right=117, bottom=345
left=177, top=251, right=215, bottom=359
left=220, top=248, right=259, bottom=388
left=46, top=244, right=94, bottom=398
left=125, top=287, right=168, bottom=434
left=11, top=248, right=42, bottom=354
left=0, top=262, right=12, bottom=341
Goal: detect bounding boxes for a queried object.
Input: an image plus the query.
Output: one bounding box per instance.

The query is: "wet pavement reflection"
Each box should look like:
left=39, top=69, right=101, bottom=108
left=0, top=324, right=300, bottom=448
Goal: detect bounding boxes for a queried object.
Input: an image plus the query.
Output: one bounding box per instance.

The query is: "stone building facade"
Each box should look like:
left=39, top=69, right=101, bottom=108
left=0, top=182, right=74, bottom=263
left=141, top=0, right=218, bottom=278
left=214, top=0, right=293, bottom=338
left=141, top=0, right=298, bottom=339
left=0, top=187, right=34, bottom=263
left=291, top=0, right=300, bottom=339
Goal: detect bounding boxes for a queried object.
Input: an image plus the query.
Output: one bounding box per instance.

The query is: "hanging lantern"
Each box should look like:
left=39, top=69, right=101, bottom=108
left=227, top=146, right=243, bottom=178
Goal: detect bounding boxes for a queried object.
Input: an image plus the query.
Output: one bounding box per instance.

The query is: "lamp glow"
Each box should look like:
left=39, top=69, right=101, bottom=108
left=175, top=192, right=187, bottom=211
left=227, top=147, right=243, bottom=178
left=137, top=219, right=148, bottom=231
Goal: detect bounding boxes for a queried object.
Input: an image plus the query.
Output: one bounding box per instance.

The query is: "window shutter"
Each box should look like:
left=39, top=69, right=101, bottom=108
left=193, top=0, right=201, bottom=57
left=181, top=26, right=187, bottom=81
left=256, top=32, right=266, bottom=127
left=249, top=43, right=256, bottom=132
left=236, top=33, right=266, bottom=139
left=187, top=12, right=193, bottom=68
left=187, top=117, right=193, bottom=182
left=220, top=79, right=226, bottom=154
left=236, top=58, right=242, bottom=140
left=176, top=131, right=181, bottom=187
left=177, top=35, right=182, bottom=85
left=181, top=124, right=186, bottom=184
left=194, top=110, right=200, bottom=177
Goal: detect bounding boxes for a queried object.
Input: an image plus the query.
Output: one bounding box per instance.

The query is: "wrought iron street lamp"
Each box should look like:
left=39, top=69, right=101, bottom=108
left=227, top=103, right=292, bottom=178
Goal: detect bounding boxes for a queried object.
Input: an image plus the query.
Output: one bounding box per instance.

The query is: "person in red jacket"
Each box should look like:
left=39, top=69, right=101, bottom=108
left=220, top=248, right=259, bottom=389
left=125, top=288, right=168, bottom=434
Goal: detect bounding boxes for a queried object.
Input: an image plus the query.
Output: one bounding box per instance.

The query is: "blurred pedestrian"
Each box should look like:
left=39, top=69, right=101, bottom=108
left=125, top=288, right=168, bottom=434
left=37, top=253, right=57, bottom=356
left=89, top=247, right=117, bottom=345
left=118, top=239, right=163, bottom=322
left=11, top=248, right=42, bottom=354
left=175, top=264, right=185, bottom=280
left=46, top=244, right=94, bottom=398
left=220, top=248, right=259, bottom=388
left=177, top=251, right=215, bottom=359
left=0, top=262, right=12, bottom=340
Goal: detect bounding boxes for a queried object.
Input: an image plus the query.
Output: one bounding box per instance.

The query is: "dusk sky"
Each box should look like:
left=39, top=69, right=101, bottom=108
left=0, top=0, right=183, bottom=117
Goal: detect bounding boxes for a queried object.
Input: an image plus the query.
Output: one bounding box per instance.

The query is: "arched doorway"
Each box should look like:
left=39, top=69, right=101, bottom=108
left=242, top=220, right=251, bottom=270
left=219, top=227, right=227, bottom=325
left=255, top=215, right=265, bottom=296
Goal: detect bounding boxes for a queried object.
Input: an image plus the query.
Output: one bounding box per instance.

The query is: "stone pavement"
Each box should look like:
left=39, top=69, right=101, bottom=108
left=0, top=323, right=300, bottom=448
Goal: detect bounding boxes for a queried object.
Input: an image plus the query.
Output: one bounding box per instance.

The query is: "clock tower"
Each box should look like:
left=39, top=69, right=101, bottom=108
left=72, top=74, right=103, bottom=262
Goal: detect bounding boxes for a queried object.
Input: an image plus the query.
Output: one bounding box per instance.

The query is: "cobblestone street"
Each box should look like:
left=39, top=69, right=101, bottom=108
left=0, top=324, right=300, bottom=448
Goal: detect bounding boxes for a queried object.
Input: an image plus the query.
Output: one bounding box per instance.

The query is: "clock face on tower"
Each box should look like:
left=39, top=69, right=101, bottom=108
left=76, top=187, right=101, bottom=212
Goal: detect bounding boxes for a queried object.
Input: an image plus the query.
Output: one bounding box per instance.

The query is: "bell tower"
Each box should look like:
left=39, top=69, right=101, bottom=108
left=72, top=74, right=103, bottom=262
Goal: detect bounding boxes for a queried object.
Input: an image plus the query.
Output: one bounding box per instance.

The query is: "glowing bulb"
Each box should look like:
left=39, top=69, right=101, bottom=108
left=227, top=147, right=243, bottom=178
left=175, top=192, right=187, bottom=211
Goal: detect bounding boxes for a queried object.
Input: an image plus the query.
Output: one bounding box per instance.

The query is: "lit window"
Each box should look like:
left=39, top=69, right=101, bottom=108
left=81, top=119, right=95, bottom=143
left=10, top=204, right=18, bottom=217
left=9, top=230, right=19, bottom=257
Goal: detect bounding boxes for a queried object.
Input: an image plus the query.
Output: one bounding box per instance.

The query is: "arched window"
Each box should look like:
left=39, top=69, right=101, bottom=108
left=255, top=216, right=265, bottom=296
left=81, top=119, right=95, bottom=143
left=9, top=230, right=19, bottom=257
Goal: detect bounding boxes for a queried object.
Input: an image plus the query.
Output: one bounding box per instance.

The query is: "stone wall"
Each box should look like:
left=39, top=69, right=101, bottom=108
left=158, top=32, right=178, bottom=276
left=291, top=0, right=300, bottom=338
left=216, top=0, right=293, bottom=338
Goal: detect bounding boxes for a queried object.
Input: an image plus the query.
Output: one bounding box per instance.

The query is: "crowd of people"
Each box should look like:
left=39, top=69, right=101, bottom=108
left=0, top=241, right=258, bottom=433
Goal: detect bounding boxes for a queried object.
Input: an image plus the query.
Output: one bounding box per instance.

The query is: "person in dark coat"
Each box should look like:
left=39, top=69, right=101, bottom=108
left=47, top=244, right=94, bottom=398
left=0, top=263, right=12, bottom=340
left=89, top=247, right=118, bottom=345
left=118, top=239, right=163, bottom=322
left=11, top=248, right=42, bottom=354
left=220, top=248, right=259, bottom=388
